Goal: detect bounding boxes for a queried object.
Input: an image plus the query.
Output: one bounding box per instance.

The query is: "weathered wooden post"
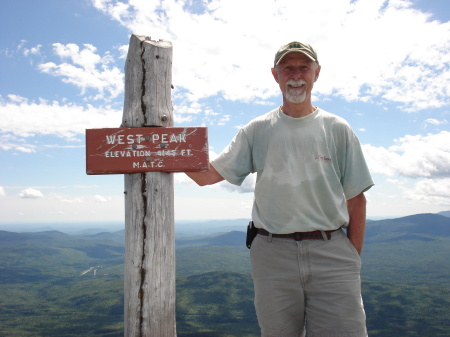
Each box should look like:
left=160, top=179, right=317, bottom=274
left=85, top=34, right=209, bottom=336
left=121, top=35, right=176, bottom=337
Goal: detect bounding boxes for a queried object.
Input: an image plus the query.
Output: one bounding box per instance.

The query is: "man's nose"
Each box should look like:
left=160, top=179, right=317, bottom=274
left=291, top=68, right=302, bottom=80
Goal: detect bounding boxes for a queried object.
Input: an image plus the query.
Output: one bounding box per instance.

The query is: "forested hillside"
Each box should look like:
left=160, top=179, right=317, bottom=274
left=0, top=213, right=449, bottom=336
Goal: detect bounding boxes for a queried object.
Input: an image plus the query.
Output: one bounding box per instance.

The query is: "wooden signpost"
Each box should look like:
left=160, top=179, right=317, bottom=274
left=86, top=34, right=208, bottom=336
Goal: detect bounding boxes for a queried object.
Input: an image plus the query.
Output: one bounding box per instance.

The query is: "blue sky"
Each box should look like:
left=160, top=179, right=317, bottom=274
left=0, top=0, right=449, bottom=225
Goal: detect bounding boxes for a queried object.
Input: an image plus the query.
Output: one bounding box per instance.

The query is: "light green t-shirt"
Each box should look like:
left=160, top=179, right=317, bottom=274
left=211, top=107, right=374, bottom=234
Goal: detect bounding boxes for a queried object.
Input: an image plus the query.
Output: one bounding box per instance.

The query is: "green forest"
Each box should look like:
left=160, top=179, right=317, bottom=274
left=1, top=213, right=449, bottom=336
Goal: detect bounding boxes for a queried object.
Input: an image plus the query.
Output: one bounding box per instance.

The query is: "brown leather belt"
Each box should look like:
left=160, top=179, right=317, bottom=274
left=258, top=228, right=339, bottom=241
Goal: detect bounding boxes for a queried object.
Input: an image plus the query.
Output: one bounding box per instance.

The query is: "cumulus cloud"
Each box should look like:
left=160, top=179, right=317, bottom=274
left=0, top=134, right=37, bottom=153
left=178, top=169, right=256, bottom=194
left=175, top=150, right=256, bottom=194
left=94, top=195, right=111, bottom=203
left=424, top=118, right=448, bottom=126
left=4, top=0, right=447, bottom=145
left=50, top=194, right=84, bottom=203
left=19, top=188, right=44, bottom=199
left=92, top=0, right=450, bottom=112
left=220, top=173, right=256, bottom=193
left=37, top=43, right=124, bottom=100
left=363, top=131, right=450, bottom=178
left=23, top=44, right=42, bottom=57
left=0, top=186, right=5, bottom=196
left=404, top=178, right=450, bottom=206
left=0, top=95, right=122, bottom=140
left=1, top=40, right=35, bottom=58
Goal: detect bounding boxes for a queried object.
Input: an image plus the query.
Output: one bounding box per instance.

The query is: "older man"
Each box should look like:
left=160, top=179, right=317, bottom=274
left=186, top=41, right=373, bottom=337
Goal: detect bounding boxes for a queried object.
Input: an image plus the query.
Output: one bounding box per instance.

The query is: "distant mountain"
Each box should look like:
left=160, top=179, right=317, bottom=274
left=84, top=230, right=125, bottom=244
left=365, top=213, right=450, bottom=242
left=0, top=229, right=125, bottom=247
left=0, top=230, right=71, bottom=247
left=0, top=229, right=125, bottom=282
left=438, top=210, right=450, bottom=217
left=176, top=218, right=250, bottom=237
left=3, top=212, right=448, bottom=250
left=176, top=213, right=450, bottom=247
left=1, top=212, right=449, bottom=285
left=176, top=231, right=246, bottom=248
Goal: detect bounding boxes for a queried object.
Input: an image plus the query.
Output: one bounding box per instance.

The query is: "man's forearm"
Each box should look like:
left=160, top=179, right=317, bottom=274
left=346, top=193, right=367, bottom=255
left=185, top=164, right=224, bottom=186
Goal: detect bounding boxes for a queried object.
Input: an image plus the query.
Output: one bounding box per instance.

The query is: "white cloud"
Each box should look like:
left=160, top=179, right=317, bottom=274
left=177, top=169, right=256, bottom=194
left=92, top=0, right=450, bottom=112
left=118, top=44, right=129, bottom=59
left=94, top=195, right=111, bottom=203
left=403, top=178, right=450, bottom=206
left=220, top=173, right=256, bottom=193
left=23, top=44, right=42, bottom=57
left=0, top=95, right=122, bottom=141
left=363, top=131, right=450, bottom=178
left=424, top=118, right=448, bottom=126
left=0, top=192, right=125, bottom=223
left=32, top=193, right=112, bottom=204
left=37, top=43, right=124, bottom=100
left=172, top=94, right=205, bottom=123
left=50, top=194, right=84, bottom=203
left=174, top=150, right=256, bottom=194
left=0, top=186, right=5, bottom=196
left=0, top=134, right=37, bottom=153
left=1, top=40, right=28, bottom=58
left=19, top=188, right=44, bottom=199
left=217, top=114, right=231, bottom=126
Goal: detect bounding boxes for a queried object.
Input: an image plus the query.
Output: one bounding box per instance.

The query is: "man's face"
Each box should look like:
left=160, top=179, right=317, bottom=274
left=271, top=53, right=321, bottom=104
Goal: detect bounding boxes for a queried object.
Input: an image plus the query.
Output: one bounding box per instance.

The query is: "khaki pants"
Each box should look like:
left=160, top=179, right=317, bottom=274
left=250, top=229, right=368, bottom=337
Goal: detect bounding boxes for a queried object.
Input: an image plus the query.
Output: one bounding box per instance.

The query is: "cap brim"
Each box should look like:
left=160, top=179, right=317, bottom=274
left=275, top=50, right=316, bottom=65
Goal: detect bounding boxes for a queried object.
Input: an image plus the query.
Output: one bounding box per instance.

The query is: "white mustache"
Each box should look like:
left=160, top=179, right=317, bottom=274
left=286, top=80, right=306, bottom=87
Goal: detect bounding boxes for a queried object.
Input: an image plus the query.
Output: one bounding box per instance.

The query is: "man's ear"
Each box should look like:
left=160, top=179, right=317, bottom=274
left=271, top=67, right=279, bottom=84
left=314, top=65, right=321, bottom=82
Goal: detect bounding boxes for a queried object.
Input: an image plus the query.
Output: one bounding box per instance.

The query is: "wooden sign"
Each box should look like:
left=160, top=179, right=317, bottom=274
left=86, top=127, right=209, bottom=174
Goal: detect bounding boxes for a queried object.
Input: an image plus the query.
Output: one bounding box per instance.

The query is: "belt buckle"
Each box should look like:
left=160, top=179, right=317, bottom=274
left=294, top=232, right=303, bottom=241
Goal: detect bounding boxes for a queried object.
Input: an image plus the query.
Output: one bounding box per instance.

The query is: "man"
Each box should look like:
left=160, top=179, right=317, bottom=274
left=186, top=41, right=374, bottom=337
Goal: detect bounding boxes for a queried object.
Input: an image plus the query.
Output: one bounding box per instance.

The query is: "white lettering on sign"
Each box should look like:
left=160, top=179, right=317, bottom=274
left=106, top=133, right=187, bottom=145
left=104, top=149, right=193, bottom=158
left=133, top=161, right=165, bottom=168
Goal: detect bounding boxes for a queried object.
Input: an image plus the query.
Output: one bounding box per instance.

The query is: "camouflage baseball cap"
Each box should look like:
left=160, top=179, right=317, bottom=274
left=274, top=41, right=319, bottom=67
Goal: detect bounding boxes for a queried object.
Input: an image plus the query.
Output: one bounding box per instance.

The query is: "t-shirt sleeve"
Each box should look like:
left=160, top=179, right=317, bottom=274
left=211, top=129, right=254, bottom=186
left=341, top=132, right=374, bottom=200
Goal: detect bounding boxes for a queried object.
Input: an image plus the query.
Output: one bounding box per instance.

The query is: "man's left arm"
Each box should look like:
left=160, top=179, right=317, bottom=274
left=346, top=192, right=367, bottom=255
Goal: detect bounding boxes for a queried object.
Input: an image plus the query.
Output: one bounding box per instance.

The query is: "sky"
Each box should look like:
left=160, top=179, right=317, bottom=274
left=0, top=0, right=449, bottom=226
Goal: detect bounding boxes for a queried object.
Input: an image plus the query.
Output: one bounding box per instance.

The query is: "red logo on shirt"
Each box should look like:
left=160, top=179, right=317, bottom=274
left=315, top=154, right=332, bottom=163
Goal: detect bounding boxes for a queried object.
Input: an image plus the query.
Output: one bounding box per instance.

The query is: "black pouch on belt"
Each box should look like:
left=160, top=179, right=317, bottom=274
left=246, top=221, right=258, bottom=249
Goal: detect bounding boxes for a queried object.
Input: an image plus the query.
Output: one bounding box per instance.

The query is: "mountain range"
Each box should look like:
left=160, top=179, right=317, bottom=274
left=0, top=212, right=449, bottom=336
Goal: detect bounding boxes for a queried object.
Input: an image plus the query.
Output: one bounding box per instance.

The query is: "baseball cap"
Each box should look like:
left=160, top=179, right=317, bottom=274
left=274, top=41, right=319, bottom=67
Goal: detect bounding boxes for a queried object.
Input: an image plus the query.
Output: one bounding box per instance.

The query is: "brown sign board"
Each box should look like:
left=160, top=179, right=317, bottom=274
left=86, top=127, right=209, bottom=174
